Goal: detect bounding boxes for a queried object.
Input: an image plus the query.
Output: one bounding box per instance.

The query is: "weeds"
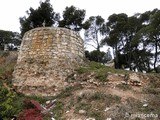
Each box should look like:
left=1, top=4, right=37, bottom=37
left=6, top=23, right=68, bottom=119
left=90, top=92, right=121, bottom=105
left=57, top=85, right=82, bottom=99
left=143, top=87, right=160, bottom=95
left=52, top=101, right=64, bottom=119
left=75, top=102, right=91, bottom=113
left=90, top=92, right=106, bottom=101
left=76, top=62, right=106, bottom=74
left=0, top=83, right=22, bottom=119
left=88, top=111, right=105, bottom=120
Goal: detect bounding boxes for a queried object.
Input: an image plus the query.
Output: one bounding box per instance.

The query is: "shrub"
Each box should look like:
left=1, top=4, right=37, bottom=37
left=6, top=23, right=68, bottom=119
left=0, top=83, right=20, bottom=119
left=17, top=109, right=43, bottom=120
left=52, top=101, right=64, bottom=119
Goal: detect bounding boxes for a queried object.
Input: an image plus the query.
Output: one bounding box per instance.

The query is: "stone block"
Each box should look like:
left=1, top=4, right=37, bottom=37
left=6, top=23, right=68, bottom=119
left=13, top=27, right=84, bottom=96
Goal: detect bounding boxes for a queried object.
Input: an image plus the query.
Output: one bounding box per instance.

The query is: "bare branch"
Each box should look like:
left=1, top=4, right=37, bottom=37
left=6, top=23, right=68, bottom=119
left=84, top=42, right=97, bottom=49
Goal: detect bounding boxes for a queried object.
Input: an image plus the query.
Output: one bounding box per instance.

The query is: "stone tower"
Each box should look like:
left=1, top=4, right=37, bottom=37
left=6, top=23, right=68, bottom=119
left=13, top=27, right=84, bottom=96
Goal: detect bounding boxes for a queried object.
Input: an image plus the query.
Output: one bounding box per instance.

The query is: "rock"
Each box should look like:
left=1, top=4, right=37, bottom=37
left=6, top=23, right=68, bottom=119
left=93, top=81, right=99, bottom=86
left=143, top=103, right=148, bottom=107
left=104, top=107, right=110, bottom=112
left=46, top=100, right=50, bottom=104
left=51, top=117, right=56, bottom=120
left=129, top=73, right=141, bottom=86
left=137, top=83, right=142, bottom=86
left=121, top=81, right=127, bottom=85
left=54, top=88, right=58, bottom=91
left=79, top=110, right=86, bottom=114
left=106, top=118, right=112, bottom=120
left=13, top=27, right=85, bottom=96
left=119, top=74, right=125, bottom=77
left=88, top=79, right=94, bottom=83
left=129, top=73, right=140, bottom=82
left=73, top=73, right=77, bottom=77
left=66, top=110, right=70, bottom=113
left=143, top=99, right=147, bottom=102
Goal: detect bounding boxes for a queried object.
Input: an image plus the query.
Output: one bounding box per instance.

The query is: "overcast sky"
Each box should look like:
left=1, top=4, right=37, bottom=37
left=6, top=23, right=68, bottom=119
left=0, top=0, right=160, bottom=33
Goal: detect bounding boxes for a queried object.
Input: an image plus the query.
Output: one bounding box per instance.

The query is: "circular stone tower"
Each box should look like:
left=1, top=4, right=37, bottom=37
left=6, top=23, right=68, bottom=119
left=13, top=27, right=84, bottom=96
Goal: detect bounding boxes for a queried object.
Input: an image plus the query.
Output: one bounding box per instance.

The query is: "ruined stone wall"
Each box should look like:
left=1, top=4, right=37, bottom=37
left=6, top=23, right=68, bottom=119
left=13, top=27, right=84, bottom=96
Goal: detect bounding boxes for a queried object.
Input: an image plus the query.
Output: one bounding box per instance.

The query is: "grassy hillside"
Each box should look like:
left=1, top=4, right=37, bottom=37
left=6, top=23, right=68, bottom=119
left=0, top=51, right=160, bottom=120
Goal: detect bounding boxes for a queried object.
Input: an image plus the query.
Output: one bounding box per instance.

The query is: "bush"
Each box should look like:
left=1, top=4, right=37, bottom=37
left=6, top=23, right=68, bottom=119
left=17, top=109, right=43, bottom=120
left=0, top=82, right=20, bottom=119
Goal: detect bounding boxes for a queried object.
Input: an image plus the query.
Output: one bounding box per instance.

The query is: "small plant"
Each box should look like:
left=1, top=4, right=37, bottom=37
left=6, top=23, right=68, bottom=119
left=76, top=66, right=88, bottom=74
left=25, top=95, right=47, bottom=104
left=88, top=111, right=105, bottom=120
left=52, top=101, right=64, bottom=119
left=88, top=61, right=105, bottom=69
left=90, top=92, right=121, bottom=104
left=0, top=82, right=21, bottom=119
left=90, top=92, right=106, bottom=101
left=95, top=72, right=108, bottom=82
left=76, top=62, right=105, bottom=74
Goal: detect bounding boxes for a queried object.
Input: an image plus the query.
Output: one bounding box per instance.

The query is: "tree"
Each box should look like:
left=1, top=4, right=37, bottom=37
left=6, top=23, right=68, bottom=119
left=0, top=30, right=21, bottom=50
left=102, top=48, right=112, bottom=64
left=101, top=13, right=128, bottom=68
left=122, top=15, right=144, bottom=70
left=85, top=50, right=105, bottom=62
left=131, top=12, right=152, bottom=72
left=83, top=16, right=106, bottom=51
left=59, top=5, right=86, bottom=31
left=137, top=9, right=160, bottom=72
left=100, top=9, right=160, bottom=73
left=19, top=0, right=60, bottom=36
left=101, top=13, right=152, bottom=71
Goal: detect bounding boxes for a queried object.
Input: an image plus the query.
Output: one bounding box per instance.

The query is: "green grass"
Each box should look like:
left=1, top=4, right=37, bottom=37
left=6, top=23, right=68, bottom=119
left=76, top=62, right=127, bottom=83
left=90, top=92, right=106, bottom=101
left=88, top=111, right=105, bottom=120
left=52, top=101, right=64, bottom=119
left=56, top=85, right=82, bottom=99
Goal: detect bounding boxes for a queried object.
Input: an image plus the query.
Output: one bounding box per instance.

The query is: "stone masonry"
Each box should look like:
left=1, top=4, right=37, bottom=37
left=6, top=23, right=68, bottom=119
left=13, top=27, right=84, bottom=96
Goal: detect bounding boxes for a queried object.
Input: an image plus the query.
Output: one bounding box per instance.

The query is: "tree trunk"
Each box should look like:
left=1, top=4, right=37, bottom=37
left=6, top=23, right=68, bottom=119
left=114, top=44, right=120, bottom=69
left=95, top=30, right=101, bottom=62
left=154, top=40, right=158, bottom=73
